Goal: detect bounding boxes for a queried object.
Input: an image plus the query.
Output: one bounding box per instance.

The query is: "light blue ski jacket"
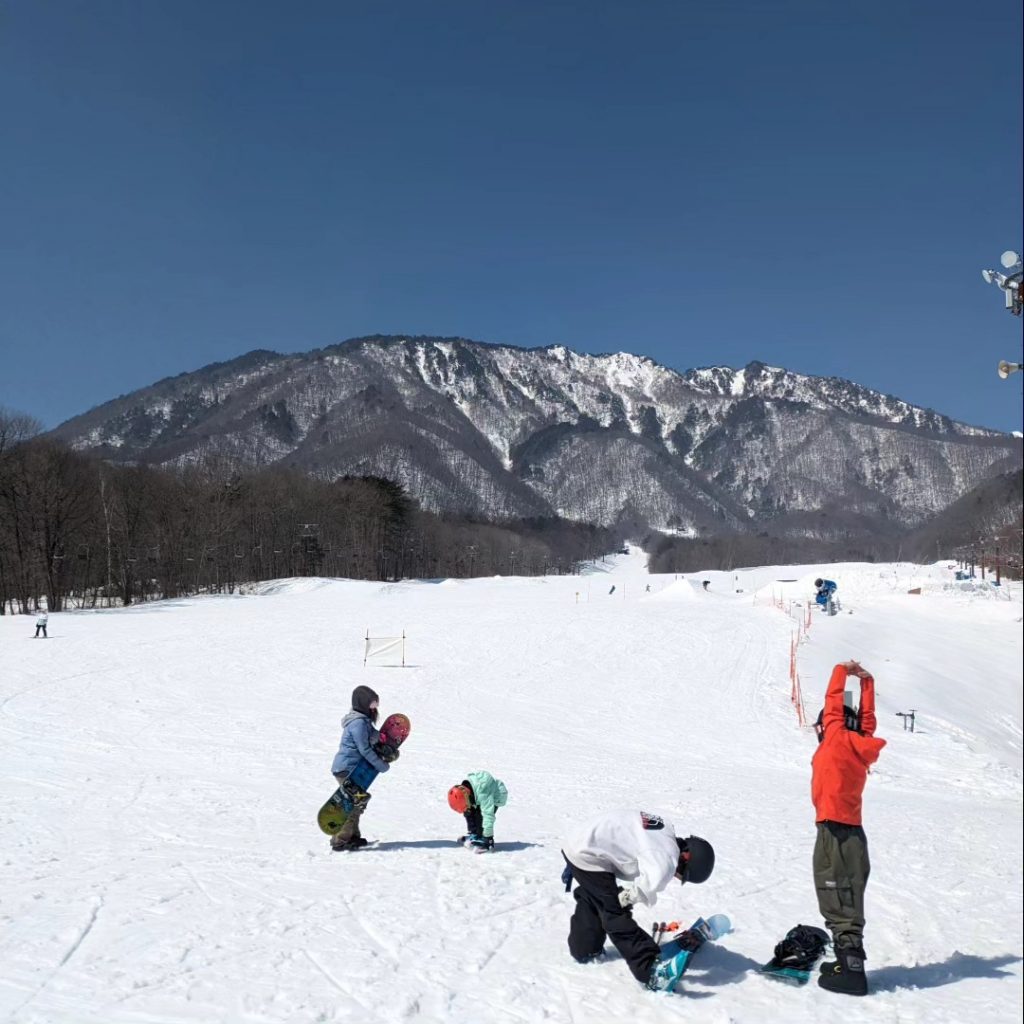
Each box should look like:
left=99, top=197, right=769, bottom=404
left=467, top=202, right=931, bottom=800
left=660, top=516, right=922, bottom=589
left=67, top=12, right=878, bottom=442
left=467, top=771, right=509, bottom=838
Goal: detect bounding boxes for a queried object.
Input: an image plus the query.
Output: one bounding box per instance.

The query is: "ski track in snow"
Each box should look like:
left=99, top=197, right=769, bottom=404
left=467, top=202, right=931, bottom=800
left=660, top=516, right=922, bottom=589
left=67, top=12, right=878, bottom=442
left=1, top=553, right=1021, bottom=1023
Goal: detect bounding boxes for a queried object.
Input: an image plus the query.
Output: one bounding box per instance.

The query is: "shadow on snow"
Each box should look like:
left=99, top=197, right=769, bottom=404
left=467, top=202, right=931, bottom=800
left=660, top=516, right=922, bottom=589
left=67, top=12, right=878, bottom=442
left=369, top=839, right=543, bottom=853
left=599, top=942, right=761, bottom=998
left=870, top=952, right=1022, bottom=992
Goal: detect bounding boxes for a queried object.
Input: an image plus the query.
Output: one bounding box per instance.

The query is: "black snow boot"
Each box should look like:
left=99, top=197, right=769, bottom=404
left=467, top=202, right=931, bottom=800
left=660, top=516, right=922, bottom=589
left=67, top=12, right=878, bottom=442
left=818, top=944, right=868, bottom=996
left=331, top=836, right=369, bottom=852
left=327, top=835, right=368, bottom=851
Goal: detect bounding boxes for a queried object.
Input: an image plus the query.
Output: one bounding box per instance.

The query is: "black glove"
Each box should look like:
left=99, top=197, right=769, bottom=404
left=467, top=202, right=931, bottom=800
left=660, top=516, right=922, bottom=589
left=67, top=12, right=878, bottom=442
left=561, top=864, right=574, bottom=891
left=375, top=741, right=400, bottom=763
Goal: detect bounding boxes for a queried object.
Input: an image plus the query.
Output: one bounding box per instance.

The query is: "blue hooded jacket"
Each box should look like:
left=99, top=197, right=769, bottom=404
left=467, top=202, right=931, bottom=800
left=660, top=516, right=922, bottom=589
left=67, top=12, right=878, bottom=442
left=332, top=686, right=390, bottom=776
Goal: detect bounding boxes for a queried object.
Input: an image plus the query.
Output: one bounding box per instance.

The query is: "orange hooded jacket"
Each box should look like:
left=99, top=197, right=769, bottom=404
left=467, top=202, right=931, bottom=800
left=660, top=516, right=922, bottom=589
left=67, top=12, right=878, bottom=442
left=811, top=665, right=886, bottom=825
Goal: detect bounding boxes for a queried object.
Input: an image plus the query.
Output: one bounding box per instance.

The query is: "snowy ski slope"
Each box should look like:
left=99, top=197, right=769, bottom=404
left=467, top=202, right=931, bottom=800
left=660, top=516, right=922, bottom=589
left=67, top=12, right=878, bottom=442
left=1, top=551, right=1021, bottom=1023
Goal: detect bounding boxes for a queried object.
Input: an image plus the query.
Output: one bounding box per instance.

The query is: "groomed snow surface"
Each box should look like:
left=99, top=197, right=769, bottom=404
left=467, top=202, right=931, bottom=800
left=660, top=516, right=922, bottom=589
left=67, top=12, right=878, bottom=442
left=2, top=553, right=1021, bottom=1023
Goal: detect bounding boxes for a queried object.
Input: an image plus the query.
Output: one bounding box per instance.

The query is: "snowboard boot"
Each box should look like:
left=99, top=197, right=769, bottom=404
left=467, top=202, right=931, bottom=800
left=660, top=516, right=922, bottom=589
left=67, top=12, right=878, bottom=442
left=818, top=944, right=868, bottom=996
left=647, top=947, right=692, bottom=992
left=330, top=835, right=369, bottom=852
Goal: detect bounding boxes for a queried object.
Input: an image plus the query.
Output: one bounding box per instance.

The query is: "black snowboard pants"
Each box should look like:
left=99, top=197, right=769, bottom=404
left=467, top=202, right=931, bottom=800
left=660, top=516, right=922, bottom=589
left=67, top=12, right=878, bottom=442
left=463, top=806, right=483, bottom=837
left=565, top=856, right=661, bottom=984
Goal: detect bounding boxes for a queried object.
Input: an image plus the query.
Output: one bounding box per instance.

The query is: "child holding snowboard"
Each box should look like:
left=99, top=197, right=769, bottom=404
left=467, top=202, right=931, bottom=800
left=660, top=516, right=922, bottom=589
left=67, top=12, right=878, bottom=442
left=447, top=771, right=508, bottom=852
left=811, top=661, right=886, bottom=996
left=330, top=685, right=393, bottom=851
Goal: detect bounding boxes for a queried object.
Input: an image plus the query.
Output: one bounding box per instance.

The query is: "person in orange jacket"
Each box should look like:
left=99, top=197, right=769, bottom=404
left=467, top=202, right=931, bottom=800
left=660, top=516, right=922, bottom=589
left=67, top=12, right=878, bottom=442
left=811, top=660, right=886, bottom=997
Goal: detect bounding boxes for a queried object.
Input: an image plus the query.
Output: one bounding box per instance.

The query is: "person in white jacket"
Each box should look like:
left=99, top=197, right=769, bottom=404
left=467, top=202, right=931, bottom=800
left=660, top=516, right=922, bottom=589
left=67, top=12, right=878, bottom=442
left=34, top=611, right=48, bottom=638
left=562, top=809, right=715, bottom=989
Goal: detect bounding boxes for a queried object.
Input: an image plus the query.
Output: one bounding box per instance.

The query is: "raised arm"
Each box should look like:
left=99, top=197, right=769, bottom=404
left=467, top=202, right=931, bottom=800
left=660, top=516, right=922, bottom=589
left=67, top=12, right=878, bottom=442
left=821, top=663, right=849, bottom=732
left=858, top=671, right=877, bottom=736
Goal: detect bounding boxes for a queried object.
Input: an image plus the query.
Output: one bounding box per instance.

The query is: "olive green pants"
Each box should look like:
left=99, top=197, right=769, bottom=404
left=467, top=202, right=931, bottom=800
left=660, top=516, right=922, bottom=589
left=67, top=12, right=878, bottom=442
left=813, top=821, right=870, bottom=948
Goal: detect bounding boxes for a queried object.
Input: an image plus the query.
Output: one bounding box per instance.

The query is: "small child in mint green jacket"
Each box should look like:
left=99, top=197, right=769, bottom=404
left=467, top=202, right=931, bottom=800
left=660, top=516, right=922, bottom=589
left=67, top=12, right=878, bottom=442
left=447, top=771, right=509, bottom=852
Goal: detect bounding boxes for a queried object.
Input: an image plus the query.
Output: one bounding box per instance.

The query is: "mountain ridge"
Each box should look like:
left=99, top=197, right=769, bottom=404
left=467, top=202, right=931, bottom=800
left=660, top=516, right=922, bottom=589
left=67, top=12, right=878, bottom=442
left=50, top=335, right=1021, bottom=537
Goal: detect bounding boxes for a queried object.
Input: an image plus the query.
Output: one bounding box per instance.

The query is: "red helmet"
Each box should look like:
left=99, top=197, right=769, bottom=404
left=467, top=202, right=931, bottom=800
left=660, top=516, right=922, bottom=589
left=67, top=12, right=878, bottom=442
left=447, top=784, right=472, bottom=813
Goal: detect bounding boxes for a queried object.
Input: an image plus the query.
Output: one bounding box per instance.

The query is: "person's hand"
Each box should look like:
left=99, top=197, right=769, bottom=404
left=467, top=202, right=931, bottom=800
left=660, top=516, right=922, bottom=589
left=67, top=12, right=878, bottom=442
left=843, top=660, right=868, bottom=677
left=617, top=884, right=641, bottom=908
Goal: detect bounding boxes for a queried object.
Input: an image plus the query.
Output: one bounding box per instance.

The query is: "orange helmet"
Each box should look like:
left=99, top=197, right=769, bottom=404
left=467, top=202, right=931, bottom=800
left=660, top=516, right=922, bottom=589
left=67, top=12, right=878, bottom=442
left=447, top=784, right=472, bottom=813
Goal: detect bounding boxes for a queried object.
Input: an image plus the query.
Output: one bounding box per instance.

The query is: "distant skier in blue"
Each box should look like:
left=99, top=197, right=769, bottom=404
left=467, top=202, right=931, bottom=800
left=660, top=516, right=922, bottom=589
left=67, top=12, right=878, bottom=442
left=814, top=578, right=838, bottom=613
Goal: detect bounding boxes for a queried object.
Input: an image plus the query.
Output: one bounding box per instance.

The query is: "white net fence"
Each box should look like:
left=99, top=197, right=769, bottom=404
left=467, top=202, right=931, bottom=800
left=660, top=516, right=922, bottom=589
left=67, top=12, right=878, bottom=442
left=364, top=631, right=406, bottom=666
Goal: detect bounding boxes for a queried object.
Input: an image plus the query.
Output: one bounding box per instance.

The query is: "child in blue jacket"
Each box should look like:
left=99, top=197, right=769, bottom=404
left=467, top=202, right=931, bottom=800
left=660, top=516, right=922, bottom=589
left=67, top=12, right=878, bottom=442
left=330, top=685, right=391, bottom=851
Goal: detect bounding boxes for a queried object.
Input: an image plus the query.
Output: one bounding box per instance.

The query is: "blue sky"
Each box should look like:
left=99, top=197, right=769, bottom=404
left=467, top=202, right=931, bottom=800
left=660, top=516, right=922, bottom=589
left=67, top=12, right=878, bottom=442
left=1, top=0, right=1021, bottom=431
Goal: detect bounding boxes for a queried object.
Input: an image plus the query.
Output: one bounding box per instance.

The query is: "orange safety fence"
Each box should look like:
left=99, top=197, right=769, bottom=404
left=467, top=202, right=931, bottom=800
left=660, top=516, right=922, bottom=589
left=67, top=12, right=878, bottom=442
left=752, top=588, right=813, bottom=727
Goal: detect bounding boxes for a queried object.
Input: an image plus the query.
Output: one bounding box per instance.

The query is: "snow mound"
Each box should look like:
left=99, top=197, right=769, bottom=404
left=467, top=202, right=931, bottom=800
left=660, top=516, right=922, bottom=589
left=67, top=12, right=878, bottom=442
left=751, top=574, right=818, bottom=605
left=647, top=578, right=699, bottom=601
left=930, top=579, right=1013, bottom=601
left=248, top=577, right=336, bottom=596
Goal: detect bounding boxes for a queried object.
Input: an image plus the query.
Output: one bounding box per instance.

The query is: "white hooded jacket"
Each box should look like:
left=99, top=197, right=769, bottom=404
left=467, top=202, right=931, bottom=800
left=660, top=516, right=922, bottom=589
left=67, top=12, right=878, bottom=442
left=563, top=809, right=680, bottom=907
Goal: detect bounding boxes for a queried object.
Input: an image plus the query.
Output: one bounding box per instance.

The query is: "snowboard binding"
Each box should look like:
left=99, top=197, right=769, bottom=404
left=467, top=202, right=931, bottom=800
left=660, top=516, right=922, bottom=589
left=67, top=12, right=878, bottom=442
left=760, top=924, right=831, bottom=983
left=340, top=778, right=372, bottom=806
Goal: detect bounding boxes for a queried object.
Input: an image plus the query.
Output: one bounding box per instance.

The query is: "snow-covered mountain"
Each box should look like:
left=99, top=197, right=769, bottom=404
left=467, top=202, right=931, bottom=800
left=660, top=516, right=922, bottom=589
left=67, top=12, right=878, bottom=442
left=51, top=336, right=1021, bottom=535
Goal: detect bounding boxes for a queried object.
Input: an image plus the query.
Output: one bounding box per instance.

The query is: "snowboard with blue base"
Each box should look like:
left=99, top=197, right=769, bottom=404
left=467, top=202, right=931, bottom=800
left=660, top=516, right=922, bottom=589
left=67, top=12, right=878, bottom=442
left=317, top=713, right=410, bottom=836
left=760, top=962, right=815, bottom=985
left=649, top=914, right=732, bottom=992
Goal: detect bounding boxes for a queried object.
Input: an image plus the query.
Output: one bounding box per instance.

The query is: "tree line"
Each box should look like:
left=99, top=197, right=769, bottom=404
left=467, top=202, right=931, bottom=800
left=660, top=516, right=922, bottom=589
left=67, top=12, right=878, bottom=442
left=643, top=478, right=1023, bottom=582
left=0, top=408, right=620, bottom=614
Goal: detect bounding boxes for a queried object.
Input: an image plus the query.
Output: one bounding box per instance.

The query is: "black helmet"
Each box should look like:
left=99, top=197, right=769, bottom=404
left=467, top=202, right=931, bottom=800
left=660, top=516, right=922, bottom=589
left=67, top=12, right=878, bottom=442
left=676, top=835, right=715, bottom=884
left=814, top=578, right=823, bottom=587
left=814, top=705, right=860, bottom=743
